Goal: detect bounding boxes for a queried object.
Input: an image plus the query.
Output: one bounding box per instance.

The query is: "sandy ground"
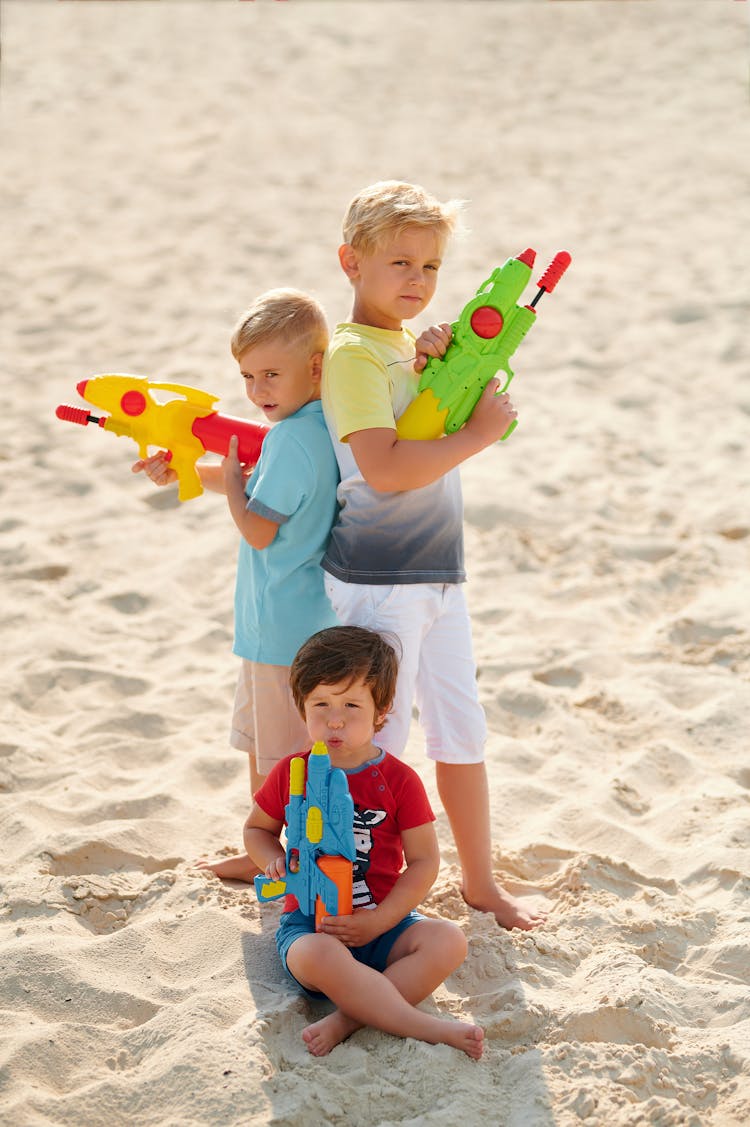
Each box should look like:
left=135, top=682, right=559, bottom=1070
left=1, top=1, right=749, bottom=1124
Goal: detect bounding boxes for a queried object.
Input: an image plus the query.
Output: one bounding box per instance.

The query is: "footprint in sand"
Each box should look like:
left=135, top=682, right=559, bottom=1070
left=533, top=666, right=583, bottom=689
left=42, top=844, right=180, bottom=933
left=59, top=871, right=177, bottom=933
left=14, top=564, right=70, bottom=581
left=105, top=591, right=151, bottom=615
left=574, top=691, right=633, bottom=725
left=612, top=778, right=651, bottom=815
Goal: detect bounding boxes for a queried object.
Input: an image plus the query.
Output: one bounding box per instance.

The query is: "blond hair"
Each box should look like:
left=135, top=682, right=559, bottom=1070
left=342, top=180, right=464, bottom=256
left=230, top=288, right=328, bottom=361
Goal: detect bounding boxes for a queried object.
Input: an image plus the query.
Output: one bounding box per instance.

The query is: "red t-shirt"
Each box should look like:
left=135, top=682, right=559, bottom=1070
left=255, top=748, right=435, bottom=913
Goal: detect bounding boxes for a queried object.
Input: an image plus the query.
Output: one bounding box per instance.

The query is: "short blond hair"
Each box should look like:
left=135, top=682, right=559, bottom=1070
left=230, top=288, right=328, bottom=361
left=342, top=180, right=463, bottom=256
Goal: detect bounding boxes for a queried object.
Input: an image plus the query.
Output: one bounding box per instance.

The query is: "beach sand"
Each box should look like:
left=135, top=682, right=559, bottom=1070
left=1, top=1, right=749, bottom=1124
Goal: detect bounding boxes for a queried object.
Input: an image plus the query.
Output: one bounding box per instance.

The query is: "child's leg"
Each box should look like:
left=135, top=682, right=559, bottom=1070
left=197, top=661, right=307, bottom=881
left=435, top=762, right=545, bottom=930
left=288, top=930, right=483, bottom=1059
left=303, top=917, right=474, bottom=1055
left=417, top=586, right=546, bottom=931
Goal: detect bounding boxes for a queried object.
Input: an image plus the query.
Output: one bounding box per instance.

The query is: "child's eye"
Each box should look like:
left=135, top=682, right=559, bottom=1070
left=425, top=264, right=439, bottom=272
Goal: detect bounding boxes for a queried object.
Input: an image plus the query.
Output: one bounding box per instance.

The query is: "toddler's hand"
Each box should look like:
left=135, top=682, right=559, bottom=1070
left=414, top=322, right=452, bottom=374
left=463, top=378, right=518, bottom=447
left=131, top=450, right=177, bottom=487
left=264, top=855, right=286, bottom=881
left=318, top=907, right=383, bottom=948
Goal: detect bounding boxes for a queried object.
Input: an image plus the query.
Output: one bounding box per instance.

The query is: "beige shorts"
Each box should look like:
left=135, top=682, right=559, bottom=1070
left=230, top=659, right=309, bottom=777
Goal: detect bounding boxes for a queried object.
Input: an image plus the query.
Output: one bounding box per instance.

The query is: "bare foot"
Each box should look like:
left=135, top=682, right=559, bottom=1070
left=302, top=1011, right=360, bottom=1056
left=462, top=883, right=547, bottom=931
left=194, top=853, right=259, bottom=882
left=302, top=1012, right=484, bottom=1060
left=442, top=1022, right=484, bottom=1060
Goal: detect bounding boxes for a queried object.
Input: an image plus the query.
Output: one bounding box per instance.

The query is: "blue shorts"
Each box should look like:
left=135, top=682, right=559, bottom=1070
left=276, top=908, right=425, bottom=1000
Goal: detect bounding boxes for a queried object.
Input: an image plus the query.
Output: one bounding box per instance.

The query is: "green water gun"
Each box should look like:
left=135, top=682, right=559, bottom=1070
left=396, top=248, right=571, bottom=441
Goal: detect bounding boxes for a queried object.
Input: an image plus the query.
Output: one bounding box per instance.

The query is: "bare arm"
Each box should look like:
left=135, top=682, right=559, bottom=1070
left=197, top=463, right=229, bottom=494
left=130, top=451, right=254, bottom=496
left=319, top=821, right=440, bottom=945
left=371, top=821, right=440, bottom=929
left=348, top=378, right=516, bottom=493
left=222, top=434, right=279, bottom=550
left=243, top=802, right=287, bottom=880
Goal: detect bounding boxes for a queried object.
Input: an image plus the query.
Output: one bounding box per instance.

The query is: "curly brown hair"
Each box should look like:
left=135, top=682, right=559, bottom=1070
left=289, top=626, right=400, bottom=732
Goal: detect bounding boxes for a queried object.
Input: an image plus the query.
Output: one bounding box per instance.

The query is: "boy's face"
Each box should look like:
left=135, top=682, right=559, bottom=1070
left=238, top=339, right=322, bottom=423
left=341, top=226, right=444, bottom=331
left=303, top=675, right=387, bottom=765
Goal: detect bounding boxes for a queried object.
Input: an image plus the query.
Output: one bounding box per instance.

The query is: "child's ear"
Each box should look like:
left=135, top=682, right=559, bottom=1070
left=373, top=708, right=389, bottom=732
left=338, top=243, right=360, bottom=281
left=310, top=352, right=323, bottom=383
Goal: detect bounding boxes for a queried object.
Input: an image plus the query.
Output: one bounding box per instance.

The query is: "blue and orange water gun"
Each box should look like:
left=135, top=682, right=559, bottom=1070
left=56, top=375, right=270, bottom=501
left=255, top=741, right=355, bottom=931
left=396, top=248, right=571, bottom=442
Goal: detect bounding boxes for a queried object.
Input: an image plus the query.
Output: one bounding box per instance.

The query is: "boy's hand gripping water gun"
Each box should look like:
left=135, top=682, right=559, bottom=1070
left=396, top=248, right=571, bottom=442
left=56, top=375, right=270, bottom=502
left=254, top=741, right=355, bottom=931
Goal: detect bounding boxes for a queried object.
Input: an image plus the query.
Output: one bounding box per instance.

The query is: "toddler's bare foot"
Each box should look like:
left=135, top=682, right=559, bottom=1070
left=194, top=853, right=259, bottom=882
left=442, top=1022, right=484, bottom=1060
left=462, top=883, right=547, bottom=931
left=303, top=1012, right=484, bottom=1060
left=302, top=1011, right=360, bottom=1056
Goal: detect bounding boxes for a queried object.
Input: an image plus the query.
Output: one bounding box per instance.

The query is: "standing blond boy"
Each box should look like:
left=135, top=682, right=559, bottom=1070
left=321, top=182, right=545, bottom=931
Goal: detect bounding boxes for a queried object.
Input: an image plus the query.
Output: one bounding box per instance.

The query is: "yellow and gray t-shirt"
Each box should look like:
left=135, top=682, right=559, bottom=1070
left=321, top=322, right=465, bottom=586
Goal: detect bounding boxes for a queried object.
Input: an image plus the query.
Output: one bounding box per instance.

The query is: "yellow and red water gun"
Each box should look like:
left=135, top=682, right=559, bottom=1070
left=56, top=374, right=269, bottom=501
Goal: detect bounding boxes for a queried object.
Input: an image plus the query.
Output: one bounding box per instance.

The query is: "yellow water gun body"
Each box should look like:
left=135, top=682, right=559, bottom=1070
left=56, top=374, right=269, bottom=501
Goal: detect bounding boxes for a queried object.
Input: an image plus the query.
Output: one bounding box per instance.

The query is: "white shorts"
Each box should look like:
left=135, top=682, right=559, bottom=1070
left=230, top=660, right=309, bottom=777
left=324, top=576, right=486, bottom=765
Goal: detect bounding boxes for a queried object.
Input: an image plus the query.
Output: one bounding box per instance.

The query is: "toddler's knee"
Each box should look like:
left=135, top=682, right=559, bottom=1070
left=287, top=932, right=341, bottom=978
left=439, top=919, right=468, bottom=966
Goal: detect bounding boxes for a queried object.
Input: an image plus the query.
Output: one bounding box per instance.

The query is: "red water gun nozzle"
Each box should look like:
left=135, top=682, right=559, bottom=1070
left=56, top=404, right=92, bottom=425
left=537, top=251, right=572, bottom=294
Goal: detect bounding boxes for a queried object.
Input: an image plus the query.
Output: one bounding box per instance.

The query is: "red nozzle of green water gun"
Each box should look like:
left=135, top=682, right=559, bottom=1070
left=536, top=251, right=571, bottom=294
left=517, top=248, right=536, bottom=268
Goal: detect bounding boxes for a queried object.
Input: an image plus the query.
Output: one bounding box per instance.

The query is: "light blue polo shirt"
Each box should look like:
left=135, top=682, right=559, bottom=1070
left=233, top=400, right=339, bottom=665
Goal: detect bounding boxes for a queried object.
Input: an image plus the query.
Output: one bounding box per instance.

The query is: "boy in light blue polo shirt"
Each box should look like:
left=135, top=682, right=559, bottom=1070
left=233, top=398, right=338, bottom=670
left=133, top=289, right=339, bottom=881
